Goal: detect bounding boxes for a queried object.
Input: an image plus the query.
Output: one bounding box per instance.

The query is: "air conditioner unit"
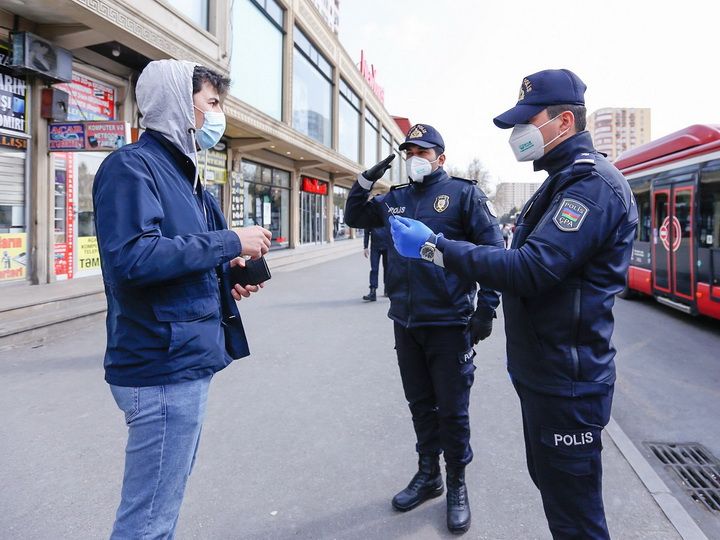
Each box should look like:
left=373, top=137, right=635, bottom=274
left=10, top=32, right=72, bottom=83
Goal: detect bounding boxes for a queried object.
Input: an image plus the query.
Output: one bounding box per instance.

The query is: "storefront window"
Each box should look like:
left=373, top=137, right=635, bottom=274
left=333, top=185, right=350, bottom=240
left=300, top=177, right=328, bottom=244
left=198, top=148, right=228, bottom=211
left=381, top=129, right=392, bottom=178
left=364, top=110, right=379, bottom=167
left=338, top=80, right=360, bottom=162
left=393, top=142, right=402, bottom=183
left=292, top=27, right=333, bottom=147
left=241, top=160, right=290, bottom=249
left=167, top=0, right=209, bottom=30
left=230, top=0, right=284, bottom=120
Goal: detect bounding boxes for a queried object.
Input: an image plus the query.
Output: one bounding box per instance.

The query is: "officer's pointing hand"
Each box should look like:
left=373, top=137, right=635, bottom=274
left=357, top=154, right=395, bottom=189
left=390, top=215, right=434, bottom=258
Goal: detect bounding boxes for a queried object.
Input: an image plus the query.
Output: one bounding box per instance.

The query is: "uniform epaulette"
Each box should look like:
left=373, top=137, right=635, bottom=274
left=450, top=176, right=477, bottom=185
left=390, top=182, right=411, bottom=191
left=572, top=153, right=596, bottom=175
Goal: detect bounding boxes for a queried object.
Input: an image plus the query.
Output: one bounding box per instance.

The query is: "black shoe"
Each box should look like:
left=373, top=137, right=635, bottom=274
left=392, top=454, right=444, bottom=512
left=446, top=466, right=471, bottom=534
left=362, top=287, right=377, bottom=302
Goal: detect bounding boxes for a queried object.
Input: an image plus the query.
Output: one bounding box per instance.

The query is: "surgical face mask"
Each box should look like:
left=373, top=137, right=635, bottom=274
left=508, top=114, right=568, bottom=162
left=193, top=106, right=226, bottom=150
left=406, top=155, right=440, bottom=182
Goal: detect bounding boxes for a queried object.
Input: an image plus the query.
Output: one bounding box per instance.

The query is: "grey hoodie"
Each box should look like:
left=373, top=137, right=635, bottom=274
left=136, top=59, right=198, bottom=167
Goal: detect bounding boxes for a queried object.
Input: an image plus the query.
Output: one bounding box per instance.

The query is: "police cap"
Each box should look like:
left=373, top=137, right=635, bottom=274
left=399, top=123, right=445, bottom=153
left=493, top=69, right=587, bottom=129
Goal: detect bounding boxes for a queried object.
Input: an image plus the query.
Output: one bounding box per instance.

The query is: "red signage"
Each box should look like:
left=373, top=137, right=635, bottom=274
left=49, top=123, right=85, bottom=151
left=302, top=177, right=328, bottom=195
left=49, top=121, right=128, bottom=151
left=359, top=50, right=385, bottom=104
left=55, top=73, right=115, bottom=121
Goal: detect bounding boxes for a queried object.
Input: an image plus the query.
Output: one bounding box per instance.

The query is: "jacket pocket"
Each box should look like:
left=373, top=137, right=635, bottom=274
left=152, top=296, right=218, bottom=322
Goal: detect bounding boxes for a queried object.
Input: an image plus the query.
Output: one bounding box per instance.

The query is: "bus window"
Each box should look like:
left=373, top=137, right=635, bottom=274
left=699, top=170, right=720, bottom=248
left=635, top=190, right=651, bottom=241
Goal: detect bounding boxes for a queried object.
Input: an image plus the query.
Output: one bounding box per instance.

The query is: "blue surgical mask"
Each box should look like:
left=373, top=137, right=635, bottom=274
left=193, top=106, right=226, bottom=150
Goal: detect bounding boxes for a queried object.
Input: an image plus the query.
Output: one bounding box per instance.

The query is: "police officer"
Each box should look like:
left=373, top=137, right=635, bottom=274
left=362, top=225, right=389, bottom=301
left=345, top=124, right=503, bottom=534
left=390, top=70, right=638, bottom=539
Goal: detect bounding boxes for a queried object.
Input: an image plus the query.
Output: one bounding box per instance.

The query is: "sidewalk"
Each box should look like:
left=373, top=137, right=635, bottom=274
left=0, top=250, right=687, bottom=539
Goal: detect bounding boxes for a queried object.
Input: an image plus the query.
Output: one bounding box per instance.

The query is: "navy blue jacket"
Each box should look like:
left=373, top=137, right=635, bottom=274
left=346, top=168, right=503, bottom=327
left=93, top=130, right=249, bottom=387
left=363, top=226, right=389, bottom=250
left=438, top=132, right=638, bottom=396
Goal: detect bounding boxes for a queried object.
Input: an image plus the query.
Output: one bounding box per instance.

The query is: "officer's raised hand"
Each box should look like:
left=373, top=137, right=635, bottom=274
left=390, top=215, right=434, bottom=258
left=357, top=154, right=395, bottom=190
left=466, top=309, right=494, bottom=344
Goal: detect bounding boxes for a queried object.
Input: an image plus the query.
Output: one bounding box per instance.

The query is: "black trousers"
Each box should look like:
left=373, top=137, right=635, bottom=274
left=513, top=380, right=614, bottom=540
left=393, top=323, right=475, bottom=467
left=368, top=247, right=388, bottom=289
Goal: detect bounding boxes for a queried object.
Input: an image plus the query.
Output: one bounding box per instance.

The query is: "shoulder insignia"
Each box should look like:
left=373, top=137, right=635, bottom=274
left=573, top=153, right=595, bottom=165
left=485, top=200, right=498, bottom=217
left=450, top=176, right=477, bottom=185
left=572, top=153, right=597, bottom=176
left=553, top=198, right=589, bottom=232
left=390, top=182, right=411, bottom=191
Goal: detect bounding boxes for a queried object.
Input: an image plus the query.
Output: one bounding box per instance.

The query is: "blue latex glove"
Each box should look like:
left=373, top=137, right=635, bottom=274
left=390, top=215, right=434, bottom=258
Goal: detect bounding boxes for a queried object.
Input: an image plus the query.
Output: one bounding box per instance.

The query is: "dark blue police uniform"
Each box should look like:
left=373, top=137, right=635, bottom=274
left=418, top=72, right=639, bottom=539
left=364, top=226, right=389, bottom=291
left=345, top=132, right=503, bottom=471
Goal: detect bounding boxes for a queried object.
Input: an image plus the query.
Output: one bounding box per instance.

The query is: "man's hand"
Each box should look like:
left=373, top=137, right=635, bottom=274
left=390, top=216, right=434, bottom=258
left=357, top=154, right=395, bottom=189
left=364, top=248, right=369, bottom=258
left=466, top=309, right=494, bottom=344
left=229, top=257, right=265, bottom=301
left=233, top=225, right=272, bottom=259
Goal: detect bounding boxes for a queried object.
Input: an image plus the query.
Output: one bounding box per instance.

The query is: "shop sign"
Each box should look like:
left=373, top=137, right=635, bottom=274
left=78, top=236, right=100, bottom=270
left=49, top=123, right=84, bottom=150
left=229, top=170, right=244, bottom=228
left=302, top=176, right=328, bottom=195
left=55, top=72, right=115, bottom=121
left=0, top=233, right=27, bottom=281
left=198, top=148, right=228, bottom=184
left=0, top=45, right=28, bottom=135
left=49, top=121, right=129, bottom=151
left=359, top=50, right=385, bottom=104
left=85, top=122, right=127, bottom=150
left=0, top=135, right=28, bottom=150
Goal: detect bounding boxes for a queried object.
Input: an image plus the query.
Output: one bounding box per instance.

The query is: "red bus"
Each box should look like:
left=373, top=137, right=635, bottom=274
left=614, top=124, right=720, bottom=319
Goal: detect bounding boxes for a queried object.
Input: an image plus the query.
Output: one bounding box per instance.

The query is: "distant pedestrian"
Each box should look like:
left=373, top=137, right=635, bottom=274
left=362, top=226, right=389, bottom=301
left=93, top=59, right=271, bottom=539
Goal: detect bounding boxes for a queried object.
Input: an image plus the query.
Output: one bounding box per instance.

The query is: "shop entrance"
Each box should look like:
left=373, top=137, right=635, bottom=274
left=300, top=177, right=328, bottom=245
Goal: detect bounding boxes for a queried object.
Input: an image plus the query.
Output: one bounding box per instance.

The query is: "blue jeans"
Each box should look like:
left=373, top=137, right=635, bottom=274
left=109, top=376, right=212, bottom=540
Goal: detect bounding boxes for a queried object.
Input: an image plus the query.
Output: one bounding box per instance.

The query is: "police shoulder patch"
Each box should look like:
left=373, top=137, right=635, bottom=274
left=390, top=182, right=411, bottom=191
left=485, top=200, right=497, bottom=217
left=553, top=198, right=589, bottom=232
left=434, top=194, right=450, bottom=212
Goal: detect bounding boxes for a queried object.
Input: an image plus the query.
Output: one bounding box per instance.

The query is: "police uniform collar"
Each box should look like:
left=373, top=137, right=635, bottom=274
left=533, top=131, right=594, bottom=175
left=413, top=167, right=448, bottom=187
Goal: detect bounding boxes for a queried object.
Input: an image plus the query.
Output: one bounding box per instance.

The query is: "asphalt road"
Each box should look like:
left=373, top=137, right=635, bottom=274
left=2, top=250, right=711, bottom=539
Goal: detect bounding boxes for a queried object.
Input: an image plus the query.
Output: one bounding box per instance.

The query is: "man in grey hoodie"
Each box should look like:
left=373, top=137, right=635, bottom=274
left=94, top=59, right=271, bottom=539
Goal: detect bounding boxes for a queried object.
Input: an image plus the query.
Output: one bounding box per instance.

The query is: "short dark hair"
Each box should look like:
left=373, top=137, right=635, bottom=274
left=433, top=146, right=444, bottom=158
left=192, top=65, right=231, bottom=97
left=546, top=104, right=587, bottom=132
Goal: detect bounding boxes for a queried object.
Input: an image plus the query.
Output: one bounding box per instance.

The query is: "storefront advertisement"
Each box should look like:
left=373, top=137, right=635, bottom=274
left=77, top=236, right=100, bottom=271
left=229, top=171, right=245, bottom=229
left=0, top=233, right=27, bottom=281
left=49, top=121, right=129, bottom=151
left=0, top=44, right=28, bottom=135
left=49, top=123, right=84, bottom=151
left=55, top=72, right=115, bottom=121
left=85, top=122, right=127, bottom=150
left=0, top=135, right=28, bottom=150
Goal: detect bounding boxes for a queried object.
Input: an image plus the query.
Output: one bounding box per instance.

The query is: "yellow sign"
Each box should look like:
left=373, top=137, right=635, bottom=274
left=0, top=233, right=27, bottom=281
left=78, top=236, right=100, bottom=270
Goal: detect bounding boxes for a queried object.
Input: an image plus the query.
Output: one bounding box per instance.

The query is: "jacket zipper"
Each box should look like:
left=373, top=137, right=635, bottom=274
left=570, top=287, right=581, bottom=379
left=405, top=190, right=418, bottom=328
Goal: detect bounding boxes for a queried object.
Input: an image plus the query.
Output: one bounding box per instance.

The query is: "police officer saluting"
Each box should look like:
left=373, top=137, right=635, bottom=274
left=345, top=124, right=503, bottom=534
left=390, top=70, right=638, bottom=539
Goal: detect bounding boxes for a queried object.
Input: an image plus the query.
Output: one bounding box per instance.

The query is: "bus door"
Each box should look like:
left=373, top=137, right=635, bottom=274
left=652, top=182, right=696, bottom=306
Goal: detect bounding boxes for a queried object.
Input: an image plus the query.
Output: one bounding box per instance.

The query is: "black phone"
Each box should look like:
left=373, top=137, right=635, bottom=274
left=230, top=257, right=272, bottom=287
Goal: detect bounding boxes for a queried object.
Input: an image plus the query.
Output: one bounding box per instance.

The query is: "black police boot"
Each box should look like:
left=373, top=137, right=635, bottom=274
left=362, top=287, right=377, bottom=302
left=446, top=466, right=471, bottom=534
left=391, top=454, right=444, bottom=511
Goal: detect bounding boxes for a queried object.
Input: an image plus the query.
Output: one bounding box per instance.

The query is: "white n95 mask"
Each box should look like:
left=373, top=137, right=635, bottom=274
left=406, top=155, right=439, bottom=182
left=508, top=114, right=567, bottom=162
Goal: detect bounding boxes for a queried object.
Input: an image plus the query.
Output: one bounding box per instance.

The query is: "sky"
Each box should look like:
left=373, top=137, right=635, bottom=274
left=338, top=0, right=720, bottom=192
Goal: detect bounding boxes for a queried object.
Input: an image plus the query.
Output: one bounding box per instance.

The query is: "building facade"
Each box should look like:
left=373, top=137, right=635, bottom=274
left=492, top=181, right=541, bottom=218
left=587, top=107, right=651, bottom=162
left=0, top=0, right=406, bottom=287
